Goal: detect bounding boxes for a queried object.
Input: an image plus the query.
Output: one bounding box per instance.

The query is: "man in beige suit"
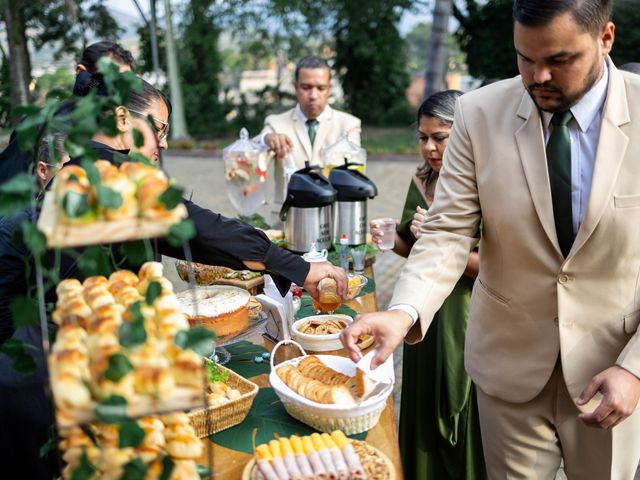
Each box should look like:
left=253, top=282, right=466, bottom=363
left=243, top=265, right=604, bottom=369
left=260, top=56, right=361, bottom=224
left=342, top=0, right=640, bottom=478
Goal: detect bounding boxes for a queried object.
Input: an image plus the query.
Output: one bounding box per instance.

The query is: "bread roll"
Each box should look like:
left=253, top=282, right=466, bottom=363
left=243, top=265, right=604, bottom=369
left=101, top=171, right=138, bottom=220
left=108, top=270, right=139, bottom=287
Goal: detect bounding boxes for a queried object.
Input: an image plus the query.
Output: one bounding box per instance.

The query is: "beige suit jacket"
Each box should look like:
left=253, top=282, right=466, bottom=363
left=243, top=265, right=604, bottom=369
left=391, top=61, right=640, bottom=406
left=260, top=105, right=361, bottom=218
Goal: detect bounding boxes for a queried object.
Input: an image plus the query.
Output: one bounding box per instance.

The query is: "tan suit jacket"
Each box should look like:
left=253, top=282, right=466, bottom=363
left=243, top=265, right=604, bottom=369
left=260, top=105, right=361, bottom=219
left=391, top=61, right=640, bottom=406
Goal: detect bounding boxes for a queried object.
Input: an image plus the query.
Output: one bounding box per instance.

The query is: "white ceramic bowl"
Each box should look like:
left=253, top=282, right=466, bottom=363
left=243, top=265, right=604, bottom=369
left=291, top=314, right=352, bottom=352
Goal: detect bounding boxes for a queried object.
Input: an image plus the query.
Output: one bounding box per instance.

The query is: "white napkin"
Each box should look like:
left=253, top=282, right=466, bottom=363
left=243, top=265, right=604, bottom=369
left=258, top=274, right=294, bottom=341
left=354, top=348, right=395, bottom=399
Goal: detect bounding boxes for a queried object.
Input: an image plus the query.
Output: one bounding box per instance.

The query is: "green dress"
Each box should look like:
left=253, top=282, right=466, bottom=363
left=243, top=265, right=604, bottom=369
left=397, top=178, right=486, bottom=480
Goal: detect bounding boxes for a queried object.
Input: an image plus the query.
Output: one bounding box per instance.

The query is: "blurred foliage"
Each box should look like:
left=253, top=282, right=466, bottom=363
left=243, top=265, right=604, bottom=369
left=405, top=21, right=466, bottom=74
left=33, top=68, right=74, bottom=103
left=455, top=0, right=640, bottom=81
left=31, top=0, right=122, bottom=59
left=333, top=0, right=413, bottom=126
left=610, top=0, right=640, bottom=66
left=177, top=0, right=228, bottom=137
left=136, top=23, right=167, bottom=74
left=454, top=0, right=518, bottom=80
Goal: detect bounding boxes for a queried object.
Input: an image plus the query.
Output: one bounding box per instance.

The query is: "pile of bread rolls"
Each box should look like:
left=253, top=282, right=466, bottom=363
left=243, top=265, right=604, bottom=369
left=53, top=161, right=187, bottom=225
left=49, top=261, right=204, bottom=427
left=276, top=356, right=361, bottom=405
left=253, top=431, right=372, bottom=480
left=60, top=412, right=202, bottom=479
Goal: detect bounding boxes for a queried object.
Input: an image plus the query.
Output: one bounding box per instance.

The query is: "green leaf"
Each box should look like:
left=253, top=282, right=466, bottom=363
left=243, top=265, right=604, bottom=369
left=167, top=219, right=196, bottom=247
left=20, top=222, right=47, bottom=257
left=126, top=152, right=152, bottom=165
left=0, top=173, right=35, bottom=216
left=132, top=127, right=145, bottom=148
left=224, top=341, right=270, bottom=378
left=15, top=126, right=39, bottom=152
left=145, top=280, right=162, bottom=306
left=205, top=361, right=229, bottom=384
left=237, top=213, right=271, bottom=230
left=80, top=425, right=99, bottom=447
left=39, top=425, right=57, bottom=459
left=62, top=190, right=90, bottom=219
left=121, top=458, right=148, bottom=479
left=96, top=185, right=123, bottom=210
left=158, top=184, right=184, bottom=210
left=94, top=395, right=128, bottom=424
left=197, top=465, right=212, bottom=478
left=81, top=159, right=101, bottom=187
left=174, top=327, right=216, bottom=357
left=9, top=295, right=39, bottom=328
left=103, top=353, right=133, bottom=382
left=0, top=338, right=37, bottom=375
left=71, top=450, right=96, bottom=480
left=119, top=302, right=147, bottom=348
left=14, top=105, right=42, bottom=116
left=118, top=418, right=145, bottom=448
left=159, top=456, right=175, bottom=480
left=118, top=241, right=152, bottom=267
left=77, top=245, right=112, bottom=277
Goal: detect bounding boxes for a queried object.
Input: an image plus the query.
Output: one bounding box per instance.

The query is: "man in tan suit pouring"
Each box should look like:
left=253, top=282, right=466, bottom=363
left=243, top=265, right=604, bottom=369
left=342, top=0, right=640, bottom=477
left=260, top=56, right=361, bottom=225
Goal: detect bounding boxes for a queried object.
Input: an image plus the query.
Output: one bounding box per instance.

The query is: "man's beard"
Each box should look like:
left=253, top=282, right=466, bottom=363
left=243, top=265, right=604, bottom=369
left=526, top=58, right=602, bottom=113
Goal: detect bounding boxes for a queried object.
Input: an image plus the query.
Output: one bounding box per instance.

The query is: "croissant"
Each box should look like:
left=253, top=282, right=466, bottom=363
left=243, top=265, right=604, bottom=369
left=171, top=350, right=204, bottom=389
left=56, top=279, right=83, bottom=302
left=83, top=285, right=115, bottom=311
left=83, top=275, right=109, bottom=290
left=138, top=261, right=164, bottom=281
left=120, top=161, right=165, bottom=184
left=94, top=160, right=119, bottom=178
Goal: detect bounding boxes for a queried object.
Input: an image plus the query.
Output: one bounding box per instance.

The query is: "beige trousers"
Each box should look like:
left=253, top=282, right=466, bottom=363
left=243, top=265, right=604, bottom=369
left=476, top=362, right=640, bottom=479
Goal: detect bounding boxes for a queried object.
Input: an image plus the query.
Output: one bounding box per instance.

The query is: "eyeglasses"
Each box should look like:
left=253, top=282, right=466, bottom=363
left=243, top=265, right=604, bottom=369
left=128, top=109, right=170, bottom=141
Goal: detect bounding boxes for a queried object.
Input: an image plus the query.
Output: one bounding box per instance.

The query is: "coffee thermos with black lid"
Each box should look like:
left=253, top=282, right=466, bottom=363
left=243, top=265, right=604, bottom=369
left=329, top=159, right=378, bottom=245
left=279, top=164, right=337, bottom=253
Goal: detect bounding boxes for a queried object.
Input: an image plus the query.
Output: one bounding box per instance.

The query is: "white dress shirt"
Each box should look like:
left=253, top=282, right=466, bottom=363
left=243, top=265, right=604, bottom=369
left=390, top=63, right=610, bottom=328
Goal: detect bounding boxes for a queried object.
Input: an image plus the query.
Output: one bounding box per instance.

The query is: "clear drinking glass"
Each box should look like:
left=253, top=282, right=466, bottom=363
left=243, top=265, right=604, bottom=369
left=378, top=218, right=396, bottom=251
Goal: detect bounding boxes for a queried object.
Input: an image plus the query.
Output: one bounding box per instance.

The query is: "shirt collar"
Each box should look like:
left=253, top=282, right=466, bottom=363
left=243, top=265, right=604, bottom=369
left=296, top=103, right=330, bottom=124
left=541, top=61, right=609, bottom=132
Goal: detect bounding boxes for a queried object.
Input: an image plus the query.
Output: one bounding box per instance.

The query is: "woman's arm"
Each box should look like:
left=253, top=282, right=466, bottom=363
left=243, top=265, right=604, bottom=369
left=463, top=250, right=479, bottom=279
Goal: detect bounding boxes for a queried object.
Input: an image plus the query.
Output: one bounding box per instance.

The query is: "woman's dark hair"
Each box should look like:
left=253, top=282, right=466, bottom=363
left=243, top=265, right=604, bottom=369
left=513, top=0, right=611, bottom=36
left=78, top=41, right=134, bottom=74
left=126, top=78, right=172, bottom=117
left=416, top=90, right=463, bottom=187
left=73, top=41, right=135, bottom=97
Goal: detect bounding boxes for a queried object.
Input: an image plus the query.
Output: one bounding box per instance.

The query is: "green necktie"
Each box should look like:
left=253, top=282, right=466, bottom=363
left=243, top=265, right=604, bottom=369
left=546, top=110, right=574, bottom=257
left=306, top=119, right=319, bottom=147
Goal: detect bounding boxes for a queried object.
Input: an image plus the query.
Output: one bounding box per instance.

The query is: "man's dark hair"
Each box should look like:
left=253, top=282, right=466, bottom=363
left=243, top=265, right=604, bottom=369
left=513, top=0, right=611, bottom=35
left=78, top=41, right=135, bottom=74
left=295, top=56, right=331, bottom=82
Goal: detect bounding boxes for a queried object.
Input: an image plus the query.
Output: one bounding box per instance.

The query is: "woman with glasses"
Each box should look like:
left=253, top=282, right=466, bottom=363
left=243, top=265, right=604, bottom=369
left=74, top=77, right=346, bottom=299
left=369, top=90, right=486, bottom=480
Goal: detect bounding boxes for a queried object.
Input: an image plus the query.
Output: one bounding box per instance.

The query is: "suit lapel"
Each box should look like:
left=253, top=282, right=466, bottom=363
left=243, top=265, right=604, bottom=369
left=292, top=109, right=313, bottom=161
left=515, top=92, right=562, bottom=255
left=571, top=63, right=630, bottom=256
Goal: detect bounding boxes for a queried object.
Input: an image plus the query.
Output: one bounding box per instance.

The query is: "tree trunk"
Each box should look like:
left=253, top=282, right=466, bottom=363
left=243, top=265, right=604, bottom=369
left=163, top=0, right=189, bottom=139
left=2, top=0, right=31, bottom=117
left=423, top=0, right=452, bottom=100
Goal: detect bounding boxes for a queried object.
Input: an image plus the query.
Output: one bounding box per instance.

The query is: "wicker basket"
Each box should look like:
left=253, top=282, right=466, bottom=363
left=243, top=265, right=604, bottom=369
left=187, top=362, right=258, bottom=438
left=269, top=340, right=393, bottom=435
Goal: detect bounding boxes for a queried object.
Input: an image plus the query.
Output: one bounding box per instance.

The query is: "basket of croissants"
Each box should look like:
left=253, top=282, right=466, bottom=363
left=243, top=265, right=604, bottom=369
left=186, top=360, right=259, bottom=438
left=268, top=340, right=393, bottom=435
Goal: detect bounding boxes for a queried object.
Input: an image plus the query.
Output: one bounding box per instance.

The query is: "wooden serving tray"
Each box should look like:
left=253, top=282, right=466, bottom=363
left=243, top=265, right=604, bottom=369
left=241, top=440, right=395, bottom=480
left=37, top=192, right=186, bottom=248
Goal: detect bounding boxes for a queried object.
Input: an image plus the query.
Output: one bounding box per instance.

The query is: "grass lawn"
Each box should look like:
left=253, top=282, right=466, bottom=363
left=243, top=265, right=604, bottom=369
left=361, top=126, right=417, bottom=155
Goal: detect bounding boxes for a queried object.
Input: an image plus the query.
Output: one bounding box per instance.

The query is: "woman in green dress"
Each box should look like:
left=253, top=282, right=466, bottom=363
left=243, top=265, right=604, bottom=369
left=370, top=90, right=486, bottom=479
